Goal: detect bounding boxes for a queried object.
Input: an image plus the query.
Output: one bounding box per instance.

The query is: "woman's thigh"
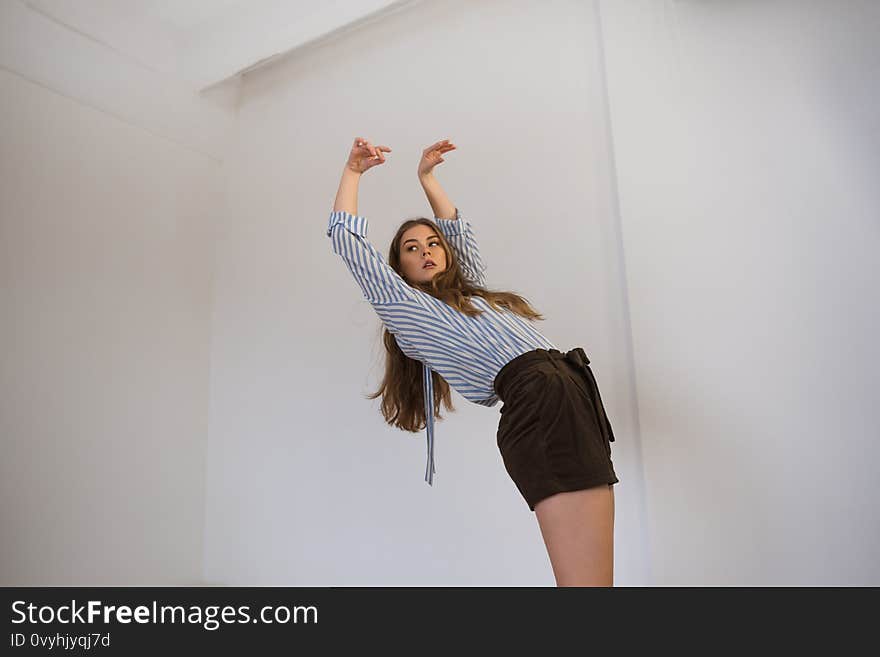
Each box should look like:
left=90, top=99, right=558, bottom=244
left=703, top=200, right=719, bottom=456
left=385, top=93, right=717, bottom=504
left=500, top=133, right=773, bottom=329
left=534, top=484, right=615, bottom=586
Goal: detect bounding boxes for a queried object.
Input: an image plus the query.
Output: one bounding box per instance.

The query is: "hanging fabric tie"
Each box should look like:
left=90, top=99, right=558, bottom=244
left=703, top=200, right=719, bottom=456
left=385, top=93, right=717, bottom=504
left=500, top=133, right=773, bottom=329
left=422, top=362, right=436, bottom=485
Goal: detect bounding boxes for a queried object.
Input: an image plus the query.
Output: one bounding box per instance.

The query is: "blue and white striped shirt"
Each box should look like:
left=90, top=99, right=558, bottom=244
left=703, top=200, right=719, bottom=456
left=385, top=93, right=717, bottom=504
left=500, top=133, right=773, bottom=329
left=327, top=207, right=557, bottom=485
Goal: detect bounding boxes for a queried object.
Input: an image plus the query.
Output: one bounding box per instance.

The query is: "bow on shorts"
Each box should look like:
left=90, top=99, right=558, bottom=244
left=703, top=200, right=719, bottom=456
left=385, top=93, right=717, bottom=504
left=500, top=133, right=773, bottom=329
left=547, top=347, right=615, bottom=443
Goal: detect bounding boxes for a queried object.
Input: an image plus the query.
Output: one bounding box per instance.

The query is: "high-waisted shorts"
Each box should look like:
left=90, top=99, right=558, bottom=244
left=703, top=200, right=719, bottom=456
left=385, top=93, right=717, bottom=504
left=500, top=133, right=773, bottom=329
left=493, top=347, right=618, bottom=511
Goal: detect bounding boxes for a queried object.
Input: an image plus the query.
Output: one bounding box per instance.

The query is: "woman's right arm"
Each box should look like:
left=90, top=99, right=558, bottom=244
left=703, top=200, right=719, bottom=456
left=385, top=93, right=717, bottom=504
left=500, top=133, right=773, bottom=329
left=333, top=168, right=362, bottom=215
left=334, top=136, right=390, bottom=213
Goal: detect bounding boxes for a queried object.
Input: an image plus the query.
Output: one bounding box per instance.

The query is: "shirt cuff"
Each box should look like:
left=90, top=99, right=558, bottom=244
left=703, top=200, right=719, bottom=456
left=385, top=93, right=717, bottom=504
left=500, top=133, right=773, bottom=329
left=327, top=210, right=369, bottom=238
left=433, top=207, right=463, bottom=235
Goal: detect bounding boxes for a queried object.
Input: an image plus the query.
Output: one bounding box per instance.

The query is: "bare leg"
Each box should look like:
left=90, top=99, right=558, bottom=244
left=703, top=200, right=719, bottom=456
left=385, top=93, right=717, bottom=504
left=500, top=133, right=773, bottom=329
left=534, top=484, right=615, bottom=586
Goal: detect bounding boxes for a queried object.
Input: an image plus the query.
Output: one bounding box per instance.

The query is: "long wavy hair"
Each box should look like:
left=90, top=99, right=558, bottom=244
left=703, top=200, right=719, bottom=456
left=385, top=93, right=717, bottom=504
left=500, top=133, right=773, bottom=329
left=365, top=217, right=546, bottom=435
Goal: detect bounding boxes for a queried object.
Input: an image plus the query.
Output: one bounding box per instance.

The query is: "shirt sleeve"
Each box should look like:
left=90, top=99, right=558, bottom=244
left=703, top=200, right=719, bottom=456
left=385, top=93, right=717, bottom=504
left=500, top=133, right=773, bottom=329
left=433, top=207, right=488, bottom=288
left=327, top=210, right=418, bottom=305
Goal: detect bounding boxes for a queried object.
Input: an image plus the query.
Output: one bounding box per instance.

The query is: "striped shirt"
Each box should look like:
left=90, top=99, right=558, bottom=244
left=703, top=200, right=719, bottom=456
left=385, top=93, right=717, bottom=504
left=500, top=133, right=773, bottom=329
left=327, top=207, right=558, bottom=485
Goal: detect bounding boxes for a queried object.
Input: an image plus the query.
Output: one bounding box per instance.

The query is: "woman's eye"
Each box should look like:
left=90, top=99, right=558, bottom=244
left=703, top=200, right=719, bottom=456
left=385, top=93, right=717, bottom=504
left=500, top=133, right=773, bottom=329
left=407, top=241, right=439, bottom=252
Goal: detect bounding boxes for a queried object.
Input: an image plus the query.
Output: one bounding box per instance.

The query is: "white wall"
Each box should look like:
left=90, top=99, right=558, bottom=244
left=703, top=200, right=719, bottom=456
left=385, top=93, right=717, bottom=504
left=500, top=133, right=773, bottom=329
left=599, top=0, right=880, bottom=584
left=0, top=1, right=231, bottom=585
left=4, top=0, right=876, bottom=587
left=204, top=0, right=650, bottom=585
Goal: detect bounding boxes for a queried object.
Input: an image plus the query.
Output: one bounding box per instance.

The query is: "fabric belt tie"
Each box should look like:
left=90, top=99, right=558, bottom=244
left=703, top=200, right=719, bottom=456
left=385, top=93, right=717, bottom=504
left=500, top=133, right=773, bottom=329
left=547, top=347, right=615, bottom=443
left=423, top=362, right=436, bottom=486
left=494, top=347, right=615, bottom=445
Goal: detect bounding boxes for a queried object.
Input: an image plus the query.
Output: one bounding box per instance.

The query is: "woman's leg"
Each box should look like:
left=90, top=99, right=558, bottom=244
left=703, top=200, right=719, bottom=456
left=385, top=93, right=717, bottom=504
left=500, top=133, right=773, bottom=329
left=534, top=484, right=615, bottom=586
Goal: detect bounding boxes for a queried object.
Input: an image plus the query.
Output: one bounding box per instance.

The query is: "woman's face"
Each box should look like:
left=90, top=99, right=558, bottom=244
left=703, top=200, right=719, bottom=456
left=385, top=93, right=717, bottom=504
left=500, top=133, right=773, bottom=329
left=399, top=224, right=447, bottom=284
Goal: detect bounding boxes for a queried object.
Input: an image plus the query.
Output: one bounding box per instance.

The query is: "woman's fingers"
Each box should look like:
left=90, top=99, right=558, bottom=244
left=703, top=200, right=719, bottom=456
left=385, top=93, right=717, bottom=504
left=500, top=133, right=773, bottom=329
left=428, top=146, right=454, bottom=159
left=360, top=140, right=392, bottom=160
left=350, top=137, right=393, bottom=172
left=350, top=138, right=395, bottom=169
left=425, top=139, right=454, bottom=151
left=354, top=138, right=375, bottom=155
left=424, top=142, right=455, bottom=155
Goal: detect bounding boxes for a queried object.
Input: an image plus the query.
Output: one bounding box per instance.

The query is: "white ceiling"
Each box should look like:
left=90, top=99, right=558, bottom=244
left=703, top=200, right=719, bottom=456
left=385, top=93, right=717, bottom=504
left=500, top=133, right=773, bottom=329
left=22, top=0, right=419, bottom=91
left=129, top=0, right=252, bottom=30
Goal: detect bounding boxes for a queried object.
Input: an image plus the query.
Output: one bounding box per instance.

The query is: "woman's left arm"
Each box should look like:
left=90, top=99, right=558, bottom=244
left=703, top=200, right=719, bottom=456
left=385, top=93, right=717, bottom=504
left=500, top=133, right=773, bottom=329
left=419, top=172, right=455, bottom=219
left=418, top=140, right=487, bottom=286
left=417, top=139, right=457, bottom=218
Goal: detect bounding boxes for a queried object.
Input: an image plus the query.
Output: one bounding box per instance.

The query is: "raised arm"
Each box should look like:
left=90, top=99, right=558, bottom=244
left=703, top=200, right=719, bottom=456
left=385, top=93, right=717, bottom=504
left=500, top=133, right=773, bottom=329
left=417, top=139, right=457, bottom=219
left=328, top=138, right=416, bottom=305
left=431, top=205, right=488, bottom=288
left=333, top=137, right=390, bottom=214
left=418, top=140, right=488, bottom=287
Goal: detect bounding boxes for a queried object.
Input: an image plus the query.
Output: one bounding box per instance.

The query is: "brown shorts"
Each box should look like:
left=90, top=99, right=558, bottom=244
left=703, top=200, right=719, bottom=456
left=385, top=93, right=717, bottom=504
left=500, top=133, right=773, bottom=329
left=493, top=347, right=618, bottom=511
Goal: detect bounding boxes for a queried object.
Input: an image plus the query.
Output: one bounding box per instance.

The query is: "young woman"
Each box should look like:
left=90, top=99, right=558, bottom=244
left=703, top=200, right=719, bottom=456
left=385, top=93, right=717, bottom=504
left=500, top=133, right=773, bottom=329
left=327, top=136, right=619, bottom=586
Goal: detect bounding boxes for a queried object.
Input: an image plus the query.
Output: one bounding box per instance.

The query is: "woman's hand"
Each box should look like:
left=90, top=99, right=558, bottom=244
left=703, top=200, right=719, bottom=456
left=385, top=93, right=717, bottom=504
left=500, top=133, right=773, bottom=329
left=417, top=138, right=456, bottom=179
left=346, top=137, right=391, bottom=174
